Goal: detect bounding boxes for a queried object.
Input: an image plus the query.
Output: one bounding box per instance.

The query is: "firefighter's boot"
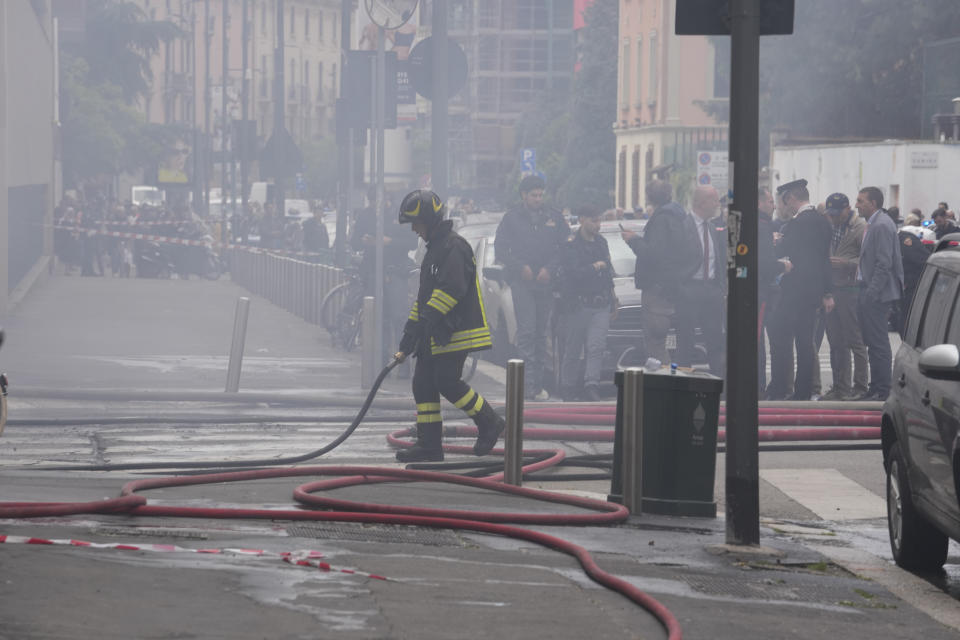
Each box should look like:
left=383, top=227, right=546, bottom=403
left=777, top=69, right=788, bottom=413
left=472, top=401, right=506, bottom=456
left=396, top=418, right=444, bottom=463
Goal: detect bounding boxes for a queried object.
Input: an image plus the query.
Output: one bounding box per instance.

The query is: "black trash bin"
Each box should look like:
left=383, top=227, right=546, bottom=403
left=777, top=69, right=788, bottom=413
left=609, top=368, right=723, bottom=517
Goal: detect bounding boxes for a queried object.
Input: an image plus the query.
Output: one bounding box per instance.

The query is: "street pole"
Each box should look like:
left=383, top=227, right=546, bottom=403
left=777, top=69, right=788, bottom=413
left=221, top=0, right=229, bottom=243
left=335, top=0, right=352, bottom=267
left=273, top=0, right=286, bottom=212
left=204, top=0, right=212, bottom=217
left=725, top=0, right=761, bottom=546
left=374, top=27, right=386, bottom=372
left=240, top=0, right=249, bottom=227
left=431, top=0, right=448, bottom=196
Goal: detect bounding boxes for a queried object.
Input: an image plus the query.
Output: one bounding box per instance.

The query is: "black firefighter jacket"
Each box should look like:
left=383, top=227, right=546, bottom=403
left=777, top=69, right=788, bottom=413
left=400, top=220, right=492, bottom=357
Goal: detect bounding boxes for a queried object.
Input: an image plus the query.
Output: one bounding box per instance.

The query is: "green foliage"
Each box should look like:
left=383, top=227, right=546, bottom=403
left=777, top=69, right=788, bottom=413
left=508, top=0, right=618, bottom=210
left=758, top=0, right=960, bottom=157
left=75, top=0, right=182, bottom=103
left=59, top=0, right=183, bottom=188
left=60, top=56, right=146, bottom=186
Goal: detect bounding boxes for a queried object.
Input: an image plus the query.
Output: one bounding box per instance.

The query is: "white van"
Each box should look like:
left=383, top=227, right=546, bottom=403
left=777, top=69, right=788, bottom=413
left=131, top=185, right=165, bottom=207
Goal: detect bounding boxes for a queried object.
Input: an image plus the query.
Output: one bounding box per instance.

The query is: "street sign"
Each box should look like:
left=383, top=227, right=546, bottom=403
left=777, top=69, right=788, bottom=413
left=521, top=148, right=537, bottom=173
left=696, top=150, right=729, bottom=196
left=408, top=36, right=468, bottom=100
left=675, top=0, right=794, bottom=35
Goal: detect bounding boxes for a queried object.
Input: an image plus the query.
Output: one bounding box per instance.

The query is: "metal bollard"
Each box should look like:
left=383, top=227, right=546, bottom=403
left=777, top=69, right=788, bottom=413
left=504, top=359, right=525, bottom=486
left=361, top=296, right=377, bottom=389
left=225, top=297, right=251, bottom=393
left=621, top=367, right=644, bottom=515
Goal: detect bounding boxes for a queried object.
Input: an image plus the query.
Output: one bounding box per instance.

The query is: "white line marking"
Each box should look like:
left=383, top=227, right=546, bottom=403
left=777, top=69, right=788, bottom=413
left=760, top=468, right=887, bottom=520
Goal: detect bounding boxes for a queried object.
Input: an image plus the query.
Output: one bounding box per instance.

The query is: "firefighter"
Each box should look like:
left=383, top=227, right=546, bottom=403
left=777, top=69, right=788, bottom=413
left=393, top=190, right=505, bottom=462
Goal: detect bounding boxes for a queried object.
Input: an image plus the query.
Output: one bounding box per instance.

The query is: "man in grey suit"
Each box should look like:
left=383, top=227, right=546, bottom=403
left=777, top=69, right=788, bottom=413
left=854, top=186, right=904, bottom=400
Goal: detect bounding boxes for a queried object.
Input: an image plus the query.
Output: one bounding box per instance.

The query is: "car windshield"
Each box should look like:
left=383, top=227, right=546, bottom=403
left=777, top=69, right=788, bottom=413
left=459, top=223, right=501, bottom=248
left=602, top=231, right=637, bottom=277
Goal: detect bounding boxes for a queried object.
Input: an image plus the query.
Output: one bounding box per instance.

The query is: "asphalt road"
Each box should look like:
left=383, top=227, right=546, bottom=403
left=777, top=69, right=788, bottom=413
left=1, top=274, right=959, bottom=639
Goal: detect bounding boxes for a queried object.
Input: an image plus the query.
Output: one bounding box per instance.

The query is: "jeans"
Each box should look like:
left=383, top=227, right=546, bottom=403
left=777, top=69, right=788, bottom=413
left=559, top=305, right=610, bottom=390
left=511, top=280, right=553, bottom=395
left=858, top=292, right=894, bottom=397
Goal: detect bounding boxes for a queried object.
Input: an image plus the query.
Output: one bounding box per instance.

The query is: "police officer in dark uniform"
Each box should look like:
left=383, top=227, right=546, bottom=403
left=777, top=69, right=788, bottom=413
left=495, top=175, right=570, bottom=400
left=394, top=190, right=505, bottom=462
left=767, top=179, right=834, bottom=401
left=556, top=205, right=617, bottom=401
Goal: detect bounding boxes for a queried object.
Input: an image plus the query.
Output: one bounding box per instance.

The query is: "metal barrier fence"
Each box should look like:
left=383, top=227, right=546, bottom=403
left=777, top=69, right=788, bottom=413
left=227, top=248, right=344, bottom=325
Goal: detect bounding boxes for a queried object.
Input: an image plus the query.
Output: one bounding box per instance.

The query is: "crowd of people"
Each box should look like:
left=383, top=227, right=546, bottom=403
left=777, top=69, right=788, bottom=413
left=487, top=173, right=958, bottom=403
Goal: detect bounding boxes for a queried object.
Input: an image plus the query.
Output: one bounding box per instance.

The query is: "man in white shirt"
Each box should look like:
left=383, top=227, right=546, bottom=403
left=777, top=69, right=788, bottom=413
left=675, top=186, right=726, bottom=376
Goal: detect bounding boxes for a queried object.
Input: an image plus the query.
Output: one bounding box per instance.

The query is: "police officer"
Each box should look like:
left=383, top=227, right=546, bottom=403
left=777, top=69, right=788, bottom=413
left=557, top=205, right=617, bottom=401
left=495, top=175, right=570, bottom=400
left=394, top=190, right=505, bottom=462
left=767, top=179, right=834, bottom=401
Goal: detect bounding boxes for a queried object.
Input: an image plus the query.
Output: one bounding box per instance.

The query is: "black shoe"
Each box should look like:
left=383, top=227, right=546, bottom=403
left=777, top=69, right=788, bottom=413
left=396, top=445, right=444, bottom=463
left=849, top=391, right=887, bottom=402
left=583, top=385, right=602, bottom=402
left=474, top=415, right=506, bottom=456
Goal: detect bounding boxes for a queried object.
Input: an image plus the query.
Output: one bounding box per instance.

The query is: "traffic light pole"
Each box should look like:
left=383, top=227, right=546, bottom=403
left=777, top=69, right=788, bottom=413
left=725, top=0, right=761, bottom=546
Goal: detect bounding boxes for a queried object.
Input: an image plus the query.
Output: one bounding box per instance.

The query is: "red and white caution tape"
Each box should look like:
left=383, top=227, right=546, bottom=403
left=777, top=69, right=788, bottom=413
left=0, top=533, right=387, bottom=580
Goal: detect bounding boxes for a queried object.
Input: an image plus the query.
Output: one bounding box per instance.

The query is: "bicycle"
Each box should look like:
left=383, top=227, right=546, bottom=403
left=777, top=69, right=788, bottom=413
left=320, top=267, right=365, bottom=351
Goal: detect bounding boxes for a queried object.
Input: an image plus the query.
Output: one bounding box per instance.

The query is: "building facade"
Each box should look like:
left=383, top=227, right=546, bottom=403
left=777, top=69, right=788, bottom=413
left=614, top=0, right=727, bottom=211
left=1, top=0, right=57, bottom=312
left=439, top=0, right=577, bottom=194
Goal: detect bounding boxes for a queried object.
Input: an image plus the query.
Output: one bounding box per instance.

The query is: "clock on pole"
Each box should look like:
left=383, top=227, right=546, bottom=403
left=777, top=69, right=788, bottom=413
left=364, top=0, right=418, bottom=29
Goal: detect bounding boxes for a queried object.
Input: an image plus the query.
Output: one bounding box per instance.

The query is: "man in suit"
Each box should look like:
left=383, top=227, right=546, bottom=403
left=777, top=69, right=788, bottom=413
left=822, top=193, right=868, bottom=400
left=854, top=186, right=904, bottom=401
left=622, top=180, right=700, bottom=367
left=675, top=186, right=726, bottom=377
left=767, top=179, right=834, bottom=401
left=757, top=188, right=785, bottom=394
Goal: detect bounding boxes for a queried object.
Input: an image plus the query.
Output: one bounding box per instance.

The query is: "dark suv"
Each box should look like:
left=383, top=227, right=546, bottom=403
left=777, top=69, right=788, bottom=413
left=882, top=232, right=960, bottom=572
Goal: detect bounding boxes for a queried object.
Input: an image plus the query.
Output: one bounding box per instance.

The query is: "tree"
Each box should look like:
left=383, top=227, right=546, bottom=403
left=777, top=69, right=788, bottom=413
left=508, top=1, right=618, bottom=210
left=72, top=0, right=182, bottom=103
left=758, top=0, right=960, bottom=158
left=556, top=0, right=618, bottom=210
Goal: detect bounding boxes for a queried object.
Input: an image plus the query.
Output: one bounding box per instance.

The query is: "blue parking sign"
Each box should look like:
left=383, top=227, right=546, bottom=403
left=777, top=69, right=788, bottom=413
left=521, top=148, right=536, bottom=172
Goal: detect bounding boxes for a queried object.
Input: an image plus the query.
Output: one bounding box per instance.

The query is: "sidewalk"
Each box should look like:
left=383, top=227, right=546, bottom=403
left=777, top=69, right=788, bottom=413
left=0, top=275, right=957, bottom=639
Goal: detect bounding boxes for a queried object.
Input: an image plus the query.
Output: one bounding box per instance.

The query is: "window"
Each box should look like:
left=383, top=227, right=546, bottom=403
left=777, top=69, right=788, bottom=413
left=331, top=63, right=337, bottom=99
left=635, top=36, right=643, bottom=105
left=947, top=279, right=960, bottom=346
left=905, top=266, right=937, bottom=346
left=304, top=9, right=310, bottom=38
left=620, top=39, right=630, bottom=109
left=260, top=55, right=268, bottom=97
left=289, top=5, right=295, bottom=36
left=260, top=1, right=266, bottom=35
left=289, top=58, right=296, bottom=98
left=918, top=271, right=957, bottom=349
left=318, top=11, right=324, bottom=41
left=618, top=147, right=627, bottom=209
left=648, top=31, right=658, bottom=103
left=318, top=61, right=324, bottom=99
left=632, top=147, right=641, bottom=209
left=304, top=60, right=310, bottom=91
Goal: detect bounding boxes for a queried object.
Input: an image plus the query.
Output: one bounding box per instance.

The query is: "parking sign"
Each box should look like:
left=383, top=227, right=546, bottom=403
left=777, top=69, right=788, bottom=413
left=521, top=148, right=537, bottom=173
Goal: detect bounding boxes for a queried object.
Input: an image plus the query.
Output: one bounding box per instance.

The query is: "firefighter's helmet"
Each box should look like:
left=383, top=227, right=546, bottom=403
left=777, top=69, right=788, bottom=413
left=398, top=190, right=445, bottom=226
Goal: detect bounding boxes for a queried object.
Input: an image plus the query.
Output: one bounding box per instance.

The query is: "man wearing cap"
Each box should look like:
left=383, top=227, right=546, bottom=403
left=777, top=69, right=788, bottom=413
left=767, top=179, right=834, bottom=401
left=495, top=175, right=570, bottom=401
left=822, top=193, right=868, bottom=401
left=932, top=207, right=960, bottom=240
left=853, top=186, right=903, bottom=401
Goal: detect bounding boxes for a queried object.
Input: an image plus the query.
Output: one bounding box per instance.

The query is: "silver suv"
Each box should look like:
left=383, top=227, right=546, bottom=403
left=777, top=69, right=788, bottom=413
left=883, top=233, right=960, bottom=572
